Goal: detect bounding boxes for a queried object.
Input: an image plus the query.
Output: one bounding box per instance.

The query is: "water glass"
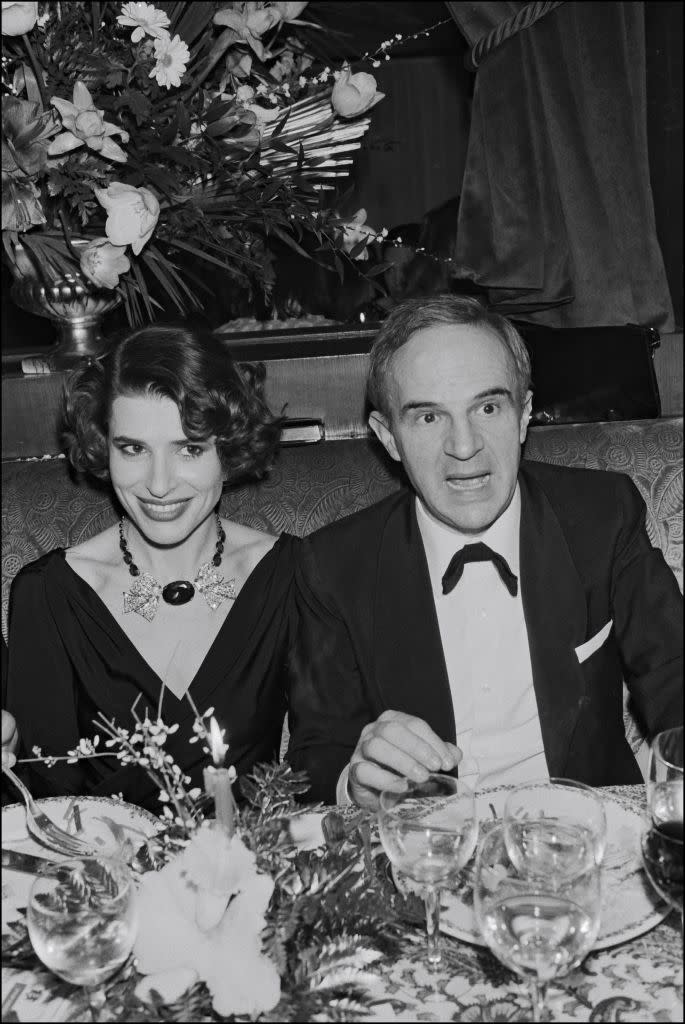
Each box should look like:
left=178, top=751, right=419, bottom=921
left=503, top=778, right=607, bottom=882
left=27, top=855, right=137, bottom=1021
left=379, top=774, right=478, bottom=967
left=474, top=821, right=601, bottom=1022
left=642, top=726, right=683, bottom=933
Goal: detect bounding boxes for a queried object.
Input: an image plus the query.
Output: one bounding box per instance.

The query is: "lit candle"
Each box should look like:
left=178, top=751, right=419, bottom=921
left=202, top=717, right=236, bottom=838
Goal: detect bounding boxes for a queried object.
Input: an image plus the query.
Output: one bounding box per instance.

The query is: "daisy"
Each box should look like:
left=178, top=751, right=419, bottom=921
left=117, top=2, right=170, bottom=43
left=149, top=33, right=190, bottom=90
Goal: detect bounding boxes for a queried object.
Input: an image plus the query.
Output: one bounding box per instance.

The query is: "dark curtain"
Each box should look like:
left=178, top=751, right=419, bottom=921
left=444, top=1, right=675, bottom=329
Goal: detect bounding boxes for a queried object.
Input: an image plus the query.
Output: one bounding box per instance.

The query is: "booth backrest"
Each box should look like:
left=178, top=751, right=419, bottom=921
left=2, top=416, right=682, bottom=768
left=2, top=416, right=682, bottom=642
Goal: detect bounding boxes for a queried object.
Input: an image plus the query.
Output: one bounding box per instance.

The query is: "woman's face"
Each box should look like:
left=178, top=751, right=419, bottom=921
left=108, top=393, right=224, bottom=546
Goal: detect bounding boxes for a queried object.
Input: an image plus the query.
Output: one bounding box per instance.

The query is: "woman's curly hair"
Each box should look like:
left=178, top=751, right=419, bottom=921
left=61, top=324, right=283, bottom=483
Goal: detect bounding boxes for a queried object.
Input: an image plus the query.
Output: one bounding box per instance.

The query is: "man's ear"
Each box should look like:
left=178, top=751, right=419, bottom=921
left=519, top=390, right=533, bottom=444
left=368, top=410, right=401, bottom=462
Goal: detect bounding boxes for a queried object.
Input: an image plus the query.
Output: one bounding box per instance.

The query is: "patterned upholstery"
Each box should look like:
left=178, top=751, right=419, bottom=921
left=2, top=417, right=682, bottom=765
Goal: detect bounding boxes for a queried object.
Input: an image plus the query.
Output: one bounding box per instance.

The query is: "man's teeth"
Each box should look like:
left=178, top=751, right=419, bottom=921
left=447, top=475, right=489, bottom=490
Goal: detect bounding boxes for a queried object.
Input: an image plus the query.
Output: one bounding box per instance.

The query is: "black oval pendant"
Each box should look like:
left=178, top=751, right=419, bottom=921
left=162, top=580, right=195, bottom=606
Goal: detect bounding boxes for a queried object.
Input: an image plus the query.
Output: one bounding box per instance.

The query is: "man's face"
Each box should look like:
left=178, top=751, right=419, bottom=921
left=369, top=324, right=532, bottom=533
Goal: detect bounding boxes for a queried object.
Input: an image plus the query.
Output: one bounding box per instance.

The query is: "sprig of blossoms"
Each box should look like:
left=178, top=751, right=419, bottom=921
left=20, top=701, right=211, bottom=833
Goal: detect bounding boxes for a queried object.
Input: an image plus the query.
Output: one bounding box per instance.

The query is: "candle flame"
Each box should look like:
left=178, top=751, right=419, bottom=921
left=208, top=717, right=229, bottom=766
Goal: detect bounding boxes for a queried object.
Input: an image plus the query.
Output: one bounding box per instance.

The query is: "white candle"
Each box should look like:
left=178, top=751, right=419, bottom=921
left=203, top=765, right=235, bottom=838
left=204, top=717, right=236, bottom=838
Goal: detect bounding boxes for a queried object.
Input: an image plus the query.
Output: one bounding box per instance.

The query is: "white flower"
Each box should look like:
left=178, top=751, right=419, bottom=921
left=331, top=66, right=384, bottom=119
left=80, top=238, right=131, bottom=290
left=1, top=1, right=38, bottom=36
left=149, top=32, right=190, bottom=90
left=213, top=3, right=281, bottom=60
left=134, top=827, right=281, bottom=1016
left=117, top=2, right=170, bottom=43
left=93, top=181, right=160, bottom=255
left=271, top=2, right=308, bottom=22
left=340, top=208, right=377, bottom=261
left=245, top=4, right=282, bottom=38
left=48, top=81, right=129, bottom=163
left=236, top=84, right=256, bottom=104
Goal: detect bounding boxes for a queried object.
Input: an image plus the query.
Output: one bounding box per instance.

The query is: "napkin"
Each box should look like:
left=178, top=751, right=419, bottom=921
left=134, top=824, right=281, bottom=1016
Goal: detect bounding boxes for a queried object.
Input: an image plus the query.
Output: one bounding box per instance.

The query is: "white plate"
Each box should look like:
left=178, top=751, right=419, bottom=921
left=393, top=786, right=670, bottom=951
left=2, top=795, right=161, bottom=929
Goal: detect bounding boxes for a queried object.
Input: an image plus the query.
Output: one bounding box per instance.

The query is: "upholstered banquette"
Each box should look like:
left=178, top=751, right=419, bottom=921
left=2, top=416, right=682, bottom=763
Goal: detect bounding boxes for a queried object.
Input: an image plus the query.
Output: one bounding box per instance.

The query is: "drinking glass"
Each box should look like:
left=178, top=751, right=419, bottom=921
left=474, top=821, right=601, bottom=1022
left=641, top=726, right=683, bottom=933
left=503, top=778, right=607, bottom=881
left=378, top=774, right=478, bottom=967
left=27, top=856, right=137, bottom=1022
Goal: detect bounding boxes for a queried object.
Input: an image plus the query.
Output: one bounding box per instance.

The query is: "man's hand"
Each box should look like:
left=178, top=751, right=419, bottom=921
left=1, top=710, right=18, bottom=770
left=348, top=710, right=462, bottom=810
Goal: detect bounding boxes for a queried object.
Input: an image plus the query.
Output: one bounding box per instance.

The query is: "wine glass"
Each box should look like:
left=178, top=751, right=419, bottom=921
left=503, top=778, right=607, bottom=880
left=641, top=726, right=683, bottom=934
left=27, top=855, right=138, bottom=1022
left=378, top=773, right=478, bottom=967
left=474, top=821, right=601, bottom=1022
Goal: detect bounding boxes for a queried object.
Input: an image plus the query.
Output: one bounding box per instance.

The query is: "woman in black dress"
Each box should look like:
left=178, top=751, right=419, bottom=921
left=2, top=324, right=296, bottom=810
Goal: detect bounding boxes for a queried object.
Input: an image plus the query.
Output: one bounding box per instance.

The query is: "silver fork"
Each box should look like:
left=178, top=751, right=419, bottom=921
left=2, top=765, right=97, bottom=857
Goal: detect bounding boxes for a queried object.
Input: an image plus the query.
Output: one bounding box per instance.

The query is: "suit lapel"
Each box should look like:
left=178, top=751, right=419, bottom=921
left=519, top=465, right=588, bottom=776
left=373, top=493, right=457, bottom=743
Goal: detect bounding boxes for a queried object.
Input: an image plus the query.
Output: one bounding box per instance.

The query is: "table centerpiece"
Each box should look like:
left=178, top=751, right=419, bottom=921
left=1, top=1, right=390, bottom=362
left=1, top=698, right=422, bottom=1022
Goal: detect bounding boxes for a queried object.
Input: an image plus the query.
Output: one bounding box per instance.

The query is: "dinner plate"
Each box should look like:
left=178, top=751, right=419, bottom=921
left=392, top=786, right=670, bottom=951
left=1, top=795, right=161, bottom=929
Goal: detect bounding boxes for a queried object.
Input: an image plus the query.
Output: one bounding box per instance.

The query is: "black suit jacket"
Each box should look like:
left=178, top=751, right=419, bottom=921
left=288, top=461, right=683, bottom=803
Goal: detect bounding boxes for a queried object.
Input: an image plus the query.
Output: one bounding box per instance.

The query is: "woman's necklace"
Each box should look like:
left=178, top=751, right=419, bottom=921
left=119, top=513, right=237, bottom=622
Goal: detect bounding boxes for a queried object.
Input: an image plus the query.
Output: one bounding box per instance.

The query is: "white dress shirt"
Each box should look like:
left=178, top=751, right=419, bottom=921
left=416, top=487, right=548, bottom=787
left=336, top=485, right=549, bottom=804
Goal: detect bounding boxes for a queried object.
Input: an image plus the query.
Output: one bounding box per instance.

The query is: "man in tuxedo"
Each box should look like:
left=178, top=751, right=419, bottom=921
left=287, top=295, right=683, bottom=808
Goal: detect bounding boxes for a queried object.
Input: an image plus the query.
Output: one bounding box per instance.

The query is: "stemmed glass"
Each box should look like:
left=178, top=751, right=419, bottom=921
left=378, top=774, right=478, bottom=967
left=474, top=821, right=601, bottom=1022
left=503, top=778, right=607, bottom=879
left=27, top=855, right=138, bottom=1022
left=641, top=726, right=683, bottom=935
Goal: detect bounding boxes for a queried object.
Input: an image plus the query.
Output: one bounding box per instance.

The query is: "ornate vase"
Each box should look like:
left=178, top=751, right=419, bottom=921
left=7, top=240, right=122, bottom=368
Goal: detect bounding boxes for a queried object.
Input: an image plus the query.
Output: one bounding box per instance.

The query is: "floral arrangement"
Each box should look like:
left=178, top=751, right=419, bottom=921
left=2, top=700, right=422, bottom=1022
left=1, top=1, right=390, bottom=325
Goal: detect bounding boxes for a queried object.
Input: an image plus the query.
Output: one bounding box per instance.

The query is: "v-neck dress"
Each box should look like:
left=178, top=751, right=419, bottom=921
left=5, top=535, right=298, bottom=810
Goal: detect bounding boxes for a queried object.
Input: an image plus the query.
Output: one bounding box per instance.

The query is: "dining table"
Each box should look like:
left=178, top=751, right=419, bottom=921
left=1, top=784, right=683, bottom=1023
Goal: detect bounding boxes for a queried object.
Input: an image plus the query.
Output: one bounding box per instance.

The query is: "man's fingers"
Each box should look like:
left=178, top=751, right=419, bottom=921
left=363, top=718, right=459, bottom=773
left=1, top=749, right=17, bottom=770
left=360, top=734, right=436, bottom=783
left=445, top=741, right=463, bottom=765
left=1, top=710, right=17, bottom=745
left=349, top=760, right=408, bottom=805
left=404, top=720, right=460, bottom=770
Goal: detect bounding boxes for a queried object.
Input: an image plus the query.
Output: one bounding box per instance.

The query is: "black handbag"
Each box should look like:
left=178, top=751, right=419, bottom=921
left=513, top=322, right=661, bottom=425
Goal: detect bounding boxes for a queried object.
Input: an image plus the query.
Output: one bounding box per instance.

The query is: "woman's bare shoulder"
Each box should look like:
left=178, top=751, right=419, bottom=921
left=222, top=519, right=280, bottom=574
left=64, top=525, right=120, bottom=593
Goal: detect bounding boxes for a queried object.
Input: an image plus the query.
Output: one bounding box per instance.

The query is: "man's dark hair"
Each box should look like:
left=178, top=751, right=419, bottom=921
left=367, top=295, right=533, bottom=419
left=61, top=323, right=282, bottom=483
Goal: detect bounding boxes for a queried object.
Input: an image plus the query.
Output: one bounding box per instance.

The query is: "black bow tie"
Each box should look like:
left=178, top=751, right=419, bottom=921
left=442, top=542, right=518, bottom=597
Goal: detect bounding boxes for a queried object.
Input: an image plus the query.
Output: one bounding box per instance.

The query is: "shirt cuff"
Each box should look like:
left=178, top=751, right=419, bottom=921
left=335, top=763, right=354, bottom=806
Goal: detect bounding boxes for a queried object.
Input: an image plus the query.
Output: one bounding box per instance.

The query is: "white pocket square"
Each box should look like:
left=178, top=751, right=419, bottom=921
left=575, top=620, right=613, bottom=664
